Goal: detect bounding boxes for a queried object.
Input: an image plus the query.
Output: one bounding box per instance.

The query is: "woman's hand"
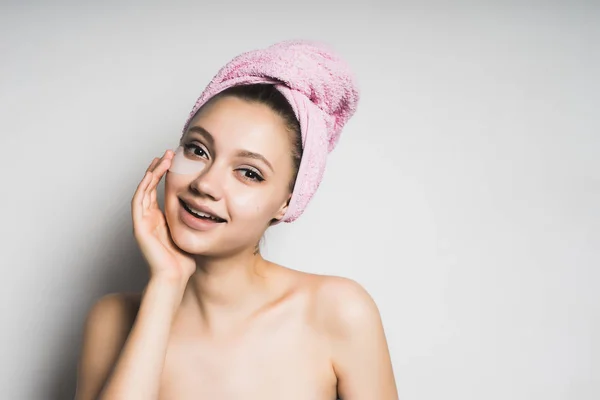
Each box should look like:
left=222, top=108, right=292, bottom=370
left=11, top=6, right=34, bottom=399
left=131, top=150, right=196, bottom=287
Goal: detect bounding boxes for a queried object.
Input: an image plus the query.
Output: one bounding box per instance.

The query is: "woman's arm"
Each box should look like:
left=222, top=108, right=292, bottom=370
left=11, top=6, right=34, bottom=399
left=99, top=279, right=183, bottom=399
left=322, top=277, right=398, bottom=400
left=75, top=293, right=137, bottom=400
left=75, top=280, right=183, bottom=400
left=76, top=150, right=195, bottom=399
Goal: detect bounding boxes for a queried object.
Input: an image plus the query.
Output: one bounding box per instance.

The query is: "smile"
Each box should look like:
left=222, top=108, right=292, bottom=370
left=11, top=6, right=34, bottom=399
left=179, top=199, right=226, bottom=223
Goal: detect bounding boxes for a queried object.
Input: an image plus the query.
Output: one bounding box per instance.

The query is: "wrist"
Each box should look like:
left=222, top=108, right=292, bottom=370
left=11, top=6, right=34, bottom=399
left=148, top=272, right=189, bottom=290
left=144, top=277, right=187, bottom=308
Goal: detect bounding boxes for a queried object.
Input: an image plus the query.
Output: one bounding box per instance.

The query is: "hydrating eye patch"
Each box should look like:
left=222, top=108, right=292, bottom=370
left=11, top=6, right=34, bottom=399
left=168, top=146, right=207, bottom=175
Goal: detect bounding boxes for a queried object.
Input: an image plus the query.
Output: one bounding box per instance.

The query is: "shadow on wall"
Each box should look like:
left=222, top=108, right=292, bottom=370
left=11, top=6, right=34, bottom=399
left=47, top=198, right=152, bottom=399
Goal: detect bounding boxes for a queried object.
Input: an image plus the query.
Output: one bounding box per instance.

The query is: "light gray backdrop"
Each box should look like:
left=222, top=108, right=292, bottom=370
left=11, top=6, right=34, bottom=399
left=1, top=1, right=598, bottom=399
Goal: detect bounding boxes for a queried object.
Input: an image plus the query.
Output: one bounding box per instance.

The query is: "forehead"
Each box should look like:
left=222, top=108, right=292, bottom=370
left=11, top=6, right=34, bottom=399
left=187, top=96, right=291, bottom=155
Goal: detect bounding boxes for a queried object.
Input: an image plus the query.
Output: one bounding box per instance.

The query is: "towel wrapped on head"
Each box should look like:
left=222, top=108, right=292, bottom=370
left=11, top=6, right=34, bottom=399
left=182, top=39, right=360, bottom=223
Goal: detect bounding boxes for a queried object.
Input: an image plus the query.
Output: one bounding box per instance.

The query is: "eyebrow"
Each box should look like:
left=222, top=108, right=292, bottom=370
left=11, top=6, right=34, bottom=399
left=236, top=150, right=273, bottom=172
left=186, top=125, right=214, bottom=146
left=187, top=125, right=273, bottom=172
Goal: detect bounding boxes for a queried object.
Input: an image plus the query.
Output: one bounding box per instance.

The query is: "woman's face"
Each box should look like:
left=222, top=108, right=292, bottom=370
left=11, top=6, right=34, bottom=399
left=164, top=95, right=295, bottom=256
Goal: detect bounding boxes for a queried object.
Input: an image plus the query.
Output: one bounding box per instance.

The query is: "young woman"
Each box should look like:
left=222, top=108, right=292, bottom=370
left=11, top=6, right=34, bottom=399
left=75, top=40, right=398, bottom=400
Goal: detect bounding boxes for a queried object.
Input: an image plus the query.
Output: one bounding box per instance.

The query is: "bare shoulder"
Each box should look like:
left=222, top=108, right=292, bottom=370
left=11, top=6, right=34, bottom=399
left=304, top=275, right=398, bottom=398
left=297, top=273, right=382, bottom=336
left=75, top=292, right=142, bottom=400
left=84, top=292, right=142, bottom=340
left=92, top=291, right=141, bottom=317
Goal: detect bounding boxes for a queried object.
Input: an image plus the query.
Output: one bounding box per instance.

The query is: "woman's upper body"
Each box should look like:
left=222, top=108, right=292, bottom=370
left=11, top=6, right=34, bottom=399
left=77, top=261, right=397, bottom=399
left=75, top=41, right=398, bottom=400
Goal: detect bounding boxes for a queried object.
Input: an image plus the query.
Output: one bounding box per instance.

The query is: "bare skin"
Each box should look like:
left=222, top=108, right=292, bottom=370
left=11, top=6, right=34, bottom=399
left=75, top=96, right=398, bottom=400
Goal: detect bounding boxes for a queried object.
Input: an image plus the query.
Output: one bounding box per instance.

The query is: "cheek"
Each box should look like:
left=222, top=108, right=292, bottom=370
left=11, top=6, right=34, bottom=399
left=164, top=173, right=181, bottom=195
left=229, top=191, right=265, bottom=219
left=163, top=173, right=189, bottom=208
left=228, top=188, right=282, bottom=222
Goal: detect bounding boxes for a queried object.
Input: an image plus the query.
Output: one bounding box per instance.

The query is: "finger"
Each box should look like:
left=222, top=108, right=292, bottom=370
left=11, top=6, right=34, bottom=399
left=149, top=150, right=172, bottom=173
left=150, top=186, right=157, bottom=208
left=132, top=171, right=152, bottom=223
left=146, top=157, right=160, bottom=173
left=143, top=150, right=173, bottom=210
left=146, top=156, right=173, bottom=198
left=143, top=171, right=153, bottom=210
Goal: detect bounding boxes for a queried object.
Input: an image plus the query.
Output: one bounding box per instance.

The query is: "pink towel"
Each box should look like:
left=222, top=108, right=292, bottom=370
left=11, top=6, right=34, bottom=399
left=182, top=39, right=360, bottom=223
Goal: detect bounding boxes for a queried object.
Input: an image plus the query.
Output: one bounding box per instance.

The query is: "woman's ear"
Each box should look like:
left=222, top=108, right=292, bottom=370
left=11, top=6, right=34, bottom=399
left=270, top=194, right=292, bottom=225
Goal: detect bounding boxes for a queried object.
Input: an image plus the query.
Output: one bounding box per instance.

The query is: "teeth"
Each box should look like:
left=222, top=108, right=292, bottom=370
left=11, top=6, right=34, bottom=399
left=188, top=205, right=220, bottom=221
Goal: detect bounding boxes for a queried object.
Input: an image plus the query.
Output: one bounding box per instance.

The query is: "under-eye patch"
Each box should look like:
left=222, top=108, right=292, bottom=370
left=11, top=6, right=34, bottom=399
left=168, top=146, right=207, bottom=175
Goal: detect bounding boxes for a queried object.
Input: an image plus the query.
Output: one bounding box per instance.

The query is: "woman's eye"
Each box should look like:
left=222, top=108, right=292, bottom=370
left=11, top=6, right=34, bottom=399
left=184, top=143, right=209, bottom=159
left=239, top=168, right=264, bottom=182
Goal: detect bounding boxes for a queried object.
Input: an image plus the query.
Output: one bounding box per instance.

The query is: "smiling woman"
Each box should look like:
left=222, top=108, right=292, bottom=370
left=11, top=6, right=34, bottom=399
left=167, top=86, right=303, bottom=255
left=75, top=40, right=398, bottom=400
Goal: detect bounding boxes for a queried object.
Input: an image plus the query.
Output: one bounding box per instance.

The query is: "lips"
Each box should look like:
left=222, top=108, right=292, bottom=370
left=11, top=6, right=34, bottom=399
left=179, top=199, right=226, bottom=223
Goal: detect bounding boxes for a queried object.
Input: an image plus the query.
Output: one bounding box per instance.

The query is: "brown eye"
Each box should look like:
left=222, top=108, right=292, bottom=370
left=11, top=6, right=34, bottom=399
left=238, top=168, right=264, bottom=182
left=184, top=143, right=209, bottom=159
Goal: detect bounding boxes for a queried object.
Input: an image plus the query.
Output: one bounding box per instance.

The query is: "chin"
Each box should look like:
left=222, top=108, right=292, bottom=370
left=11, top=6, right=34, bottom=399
left=171, top=231, right=214, bottom=255
left=165, top=215, right=213, bottom=254
left=170, top=221, right=260, bottom=258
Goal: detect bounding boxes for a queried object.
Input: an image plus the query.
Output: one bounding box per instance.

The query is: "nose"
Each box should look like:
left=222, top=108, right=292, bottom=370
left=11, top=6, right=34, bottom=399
left=189, top=162, right=224, bottom=201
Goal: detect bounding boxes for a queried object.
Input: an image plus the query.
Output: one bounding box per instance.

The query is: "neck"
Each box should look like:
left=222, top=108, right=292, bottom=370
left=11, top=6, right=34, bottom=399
left=179, top=247, right=274, bottom=332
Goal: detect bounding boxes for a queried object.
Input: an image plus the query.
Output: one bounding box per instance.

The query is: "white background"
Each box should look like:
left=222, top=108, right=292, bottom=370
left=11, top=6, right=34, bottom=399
left=1, top=1, right=598, bottom=399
